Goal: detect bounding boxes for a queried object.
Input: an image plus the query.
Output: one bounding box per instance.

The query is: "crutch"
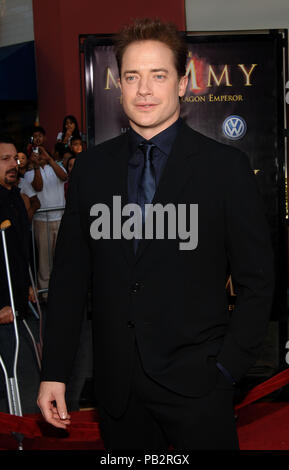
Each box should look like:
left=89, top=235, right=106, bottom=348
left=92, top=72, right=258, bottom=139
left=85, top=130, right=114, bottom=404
left=0, top=219, right=24, bottom=449
left=21, top=265, right=43, bottom=371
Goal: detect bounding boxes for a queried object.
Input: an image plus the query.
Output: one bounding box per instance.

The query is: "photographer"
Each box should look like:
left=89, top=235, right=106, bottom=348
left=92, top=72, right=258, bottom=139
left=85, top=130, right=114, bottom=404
left=28, top=127, right=48, bottom=192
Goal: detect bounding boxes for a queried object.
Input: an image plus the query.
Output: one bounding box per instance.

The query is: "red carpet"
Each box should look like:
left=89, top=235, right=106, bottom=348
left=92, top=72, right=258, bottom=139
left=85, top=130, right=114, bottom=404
left=0, top=404, right=289, bottom=450
left=1, top=369, right=289, bottom=450
left=236, top=402, right=289, bottom=450
left=0, top=409, right=103, bottom=450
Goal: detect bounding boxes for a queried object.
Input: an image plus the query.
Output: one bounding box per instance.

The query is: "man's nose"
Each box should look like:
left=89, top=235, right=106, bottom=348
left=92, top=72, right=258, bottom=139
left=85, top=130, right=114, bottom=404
left=11, top=157, right=18, bottom=168
left=137, top=77, right=152, bottom=96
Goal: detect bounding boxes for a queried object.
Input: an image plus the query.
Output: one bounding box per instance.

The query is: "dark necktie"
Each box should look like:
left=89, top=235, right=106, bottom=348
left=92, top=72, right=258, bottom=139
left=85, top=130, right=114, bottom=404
left=133, top=142, right=156, bottom=253
left=138, top=142, right=156, bottom=221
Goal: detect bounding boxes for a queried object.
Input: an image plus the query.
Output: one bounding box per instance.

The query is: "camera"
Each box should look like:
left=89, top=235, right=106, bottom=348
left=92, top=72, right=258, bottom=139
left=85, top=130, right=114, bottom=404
left=32, top=146, right=39, bottom=155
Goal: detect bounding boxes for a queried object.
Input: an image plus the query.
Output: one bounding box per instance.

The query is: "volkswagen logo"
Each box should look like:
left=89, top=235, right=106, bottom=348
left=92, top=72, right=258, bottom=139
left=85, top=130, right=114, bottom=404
left=222, top=115, right=247, bottom=140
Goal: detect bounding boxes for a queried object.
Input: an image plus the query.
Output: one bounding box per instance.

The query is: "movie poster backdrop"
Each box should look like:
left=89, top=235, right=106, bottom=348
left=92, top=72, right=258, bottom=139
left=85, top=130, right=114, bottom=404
left=83, top=32, right=287, bottom=320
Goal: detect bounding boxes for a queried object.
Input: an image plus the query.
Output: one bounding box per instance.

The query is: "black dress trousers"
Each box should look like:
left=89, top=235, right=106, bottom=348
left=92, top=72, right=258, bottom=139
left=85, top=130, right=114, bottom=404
left=98, top=344, right=239, bottom=451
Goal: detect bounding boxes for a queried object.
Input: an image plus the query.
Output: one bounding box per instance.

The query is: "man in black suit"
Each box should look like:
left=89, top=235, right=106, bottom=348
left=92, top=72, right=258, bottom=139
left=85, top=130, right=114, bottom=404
left=0, top=137, right=32, bottom=317
left=0, top=135, right=39, bottom=413
left=37, top=19, right=274, bottom=450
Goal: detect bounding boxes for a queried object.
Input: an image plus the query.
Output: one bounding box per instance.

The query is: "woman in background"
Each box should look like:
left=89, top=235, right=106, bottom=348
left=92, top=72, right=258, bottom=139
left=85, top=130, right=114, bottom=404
left=56, top=115, right=81, bottom=148
left=17, top=151, right=31, bottom=177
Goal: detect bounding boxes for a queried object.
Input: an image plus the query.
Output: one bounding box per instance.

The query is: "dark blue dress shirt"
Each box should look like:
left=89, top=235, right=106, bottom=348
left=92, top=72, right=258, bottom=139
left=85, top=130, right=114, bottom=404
left=127, top=117, right=182, bottom=205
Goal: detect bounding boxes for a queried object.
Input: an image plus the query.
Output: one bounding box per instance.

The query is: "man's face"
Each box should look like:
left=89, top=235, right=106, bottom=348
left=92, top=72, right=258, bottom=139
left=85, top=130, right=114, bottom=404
left=119, top=40, right=188, bottom=139
left=0, top=143, right=19, bottom=189
left=33, top=131, right=45, bottom=146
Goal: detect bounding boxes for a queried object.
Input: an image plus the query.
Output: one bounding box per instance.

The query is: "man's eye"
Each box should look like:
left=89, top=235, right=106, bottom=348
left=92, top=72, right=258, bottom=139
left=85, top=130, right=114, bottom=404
left=126, top=75, right=136, bottom=82
left=155, top=74, right=165, bottom=80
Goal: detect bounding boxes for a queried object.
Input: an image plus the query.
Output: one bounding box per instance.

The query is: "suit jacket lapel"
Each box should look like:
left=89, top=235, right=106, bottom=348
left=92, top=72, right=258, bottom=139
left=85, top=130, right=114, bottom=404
left=108, top=133, right=136, bottom=266
left=135, top=122, right=200, bottom=262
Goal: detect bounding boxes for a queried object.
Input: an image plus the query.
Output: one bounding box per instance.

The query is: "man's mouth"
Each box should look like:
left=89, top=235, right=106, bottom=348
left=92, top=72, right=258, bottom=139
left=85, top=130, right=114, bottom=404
left=135, top=103, right=157, bottom=110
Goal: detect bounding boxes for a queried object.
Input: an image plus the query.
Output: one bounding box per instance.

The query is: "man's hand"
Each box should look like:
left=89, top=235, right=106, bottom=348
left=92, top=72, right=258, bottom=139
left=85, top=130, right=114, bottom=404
left=40, top=146, right=67, bottom=181
left=38, top=146, right=52, bottom=163
left=28, top=286, right=37, bottom=303
left=0, top=306, right=14, bottom=324
left=30, top=152, right=41, bottom=167
left=37, top=381, right=71, bottom=429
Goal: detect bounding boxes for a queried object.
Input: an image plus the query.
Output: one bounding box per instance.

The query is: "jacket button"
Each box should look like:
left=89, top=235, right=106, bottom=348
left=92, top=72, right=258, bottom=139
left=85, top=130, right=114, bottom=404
left=127, top=321, right=135, bottom=328
left=131, top=282, right=141, bottom=293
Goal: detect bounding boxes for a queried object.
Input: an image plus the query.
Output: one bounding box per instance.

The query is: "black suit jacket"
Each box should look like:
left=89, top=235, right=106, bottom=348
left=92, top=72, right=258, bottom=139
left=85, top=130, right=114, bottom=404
left=41, top=122, right=274, bottom=417
left=0, top=185, right=30, bottom=317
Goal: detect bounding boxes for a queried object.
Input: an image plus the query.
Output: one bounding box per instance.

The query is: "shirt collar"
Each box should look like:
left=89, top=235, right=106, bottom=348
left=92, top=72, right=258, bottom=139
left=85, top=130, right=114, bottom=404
left=0, top=183, right=19, bottom=195
left=128, top=117, right=182, bottom=157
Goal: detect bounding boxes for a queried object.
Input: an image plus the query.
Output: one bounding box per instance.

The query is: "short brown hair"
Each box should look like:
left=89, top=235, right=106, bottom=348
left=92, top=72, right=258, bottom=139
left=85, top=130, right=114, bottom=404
left=114, top=18, right=188, bottom=78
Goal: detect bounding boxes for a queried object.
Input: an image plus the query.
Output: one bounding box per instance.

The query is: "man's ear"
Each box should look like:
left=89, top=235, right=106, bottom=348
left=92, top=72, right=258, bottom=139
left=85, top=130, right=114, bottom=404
left=178, top=74, right=188, bottom=98
left=118, top=78, right=123, bottom=104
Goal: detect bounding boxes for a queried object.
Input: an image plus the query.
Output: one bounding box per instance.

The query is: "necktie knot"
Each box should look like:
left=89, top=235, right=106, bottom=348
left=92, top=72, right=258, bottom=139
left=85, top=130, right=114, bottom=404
left=139, top=142, right=155, bottom=162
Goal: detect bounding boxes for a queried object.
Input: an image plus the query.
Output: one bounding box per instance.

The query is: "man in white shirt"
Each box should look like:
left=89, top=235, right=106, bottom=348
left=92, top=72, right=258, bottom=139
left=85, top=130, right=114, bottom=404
left=24, top=146, right=67, bottom=299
